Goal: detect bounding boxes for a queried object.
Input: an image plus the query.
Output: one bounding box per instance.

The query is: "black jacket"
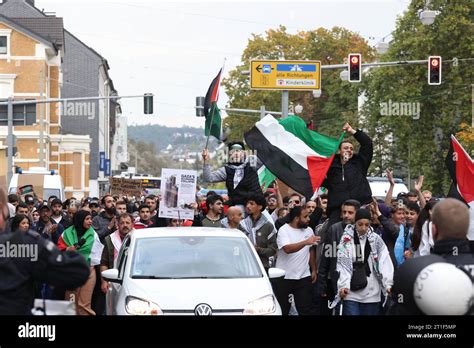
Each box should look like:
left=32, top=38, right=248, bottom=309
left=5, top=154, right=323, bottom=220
left=0, top=230, right=89, bottom=315
left=316, top=221, right=346, bottom=299
left=225, top=164, right=261, bottom=206
left=391, top=238, right=474, bottom=315
left=53, top=213, right=72, bottom=230
left=323, top=130, right=373, bottom=213
left=432, top=238, right=474, bottom=276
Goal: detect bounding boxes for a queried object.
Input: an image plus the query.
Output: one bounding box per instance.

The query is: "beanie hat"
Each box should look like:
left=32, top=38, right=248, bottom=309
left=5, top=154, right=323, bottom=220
left=355, top=208, right=371, bottom=222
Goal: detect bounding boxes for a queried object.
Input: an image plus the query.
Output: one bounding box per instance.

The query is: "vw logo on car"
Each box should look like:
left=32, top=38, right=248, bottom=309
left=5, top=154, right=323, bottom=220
left=194, top=303, right=212, bottom=316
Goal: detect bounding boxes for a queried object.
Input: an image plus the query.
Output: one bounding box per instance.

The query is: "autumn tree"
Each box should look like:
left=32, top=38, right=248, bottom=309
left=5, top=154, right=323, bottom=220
left=222, top=26, right=376, bottom=140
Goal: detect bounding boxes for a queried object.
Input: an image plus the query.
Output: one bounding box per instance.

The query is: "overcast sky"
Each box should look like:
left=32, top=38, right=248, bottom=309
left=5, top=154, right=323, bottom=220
left=37, top=0, right=411, bottom=128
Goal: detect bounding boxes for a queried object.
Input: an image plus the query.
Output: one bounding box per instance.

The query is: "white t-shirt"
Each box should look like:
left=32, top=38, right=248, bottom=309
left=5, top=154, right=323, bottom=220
left=52, top=215, right=62, bottom=224
left=276, top=224, right=314, bottom=280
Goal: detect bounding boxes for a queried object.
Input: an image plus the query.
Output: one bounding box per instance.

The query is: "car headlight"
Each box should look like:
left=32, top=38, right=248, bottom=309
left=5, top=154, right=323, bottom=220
left=243, top=295, right=276, bottom=315
left=125, top=296, right=163, bottom=315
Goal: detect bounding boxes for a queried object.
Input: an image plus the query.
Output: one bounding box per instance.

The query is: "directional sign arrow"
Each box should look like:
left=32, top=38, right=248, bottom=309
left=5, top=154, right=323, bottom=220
left=256, top=64, right=262, bottom=73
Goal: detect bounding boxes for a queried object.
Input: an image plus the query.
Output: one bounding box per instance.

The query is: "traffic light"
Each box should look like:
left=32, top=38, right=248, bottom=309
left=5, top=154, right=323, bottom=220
left=196, top=96, right=205, bottom=117
left=144, top=93, right=153, bottom=114
left=428, top=56, right=442, bottom=85
left=348, top=53, right=361, bottom=82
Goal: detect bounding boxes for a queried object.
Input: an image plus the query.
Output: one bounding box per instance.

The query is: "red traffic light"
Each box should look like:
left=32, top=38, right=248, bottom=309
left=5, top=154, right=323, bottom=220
left=430, top=58, right=439, bottom=67
left=350, top=56, right=359, bottom=64
left=428, top=56, right=442, bottom=85
left=348, top=53, right=361, bottom=82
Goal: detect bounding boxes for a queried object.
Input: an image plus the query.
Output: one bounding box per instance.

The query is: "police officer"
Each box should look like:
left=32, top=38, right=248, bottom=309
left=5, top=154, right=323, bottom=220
left=392, top=198, right=474, bottom=315
left=0, top=189, right=89, bottom=315
left=0, top=230, right=90, bottom=315
left=429, top=198, right=474, bottom=270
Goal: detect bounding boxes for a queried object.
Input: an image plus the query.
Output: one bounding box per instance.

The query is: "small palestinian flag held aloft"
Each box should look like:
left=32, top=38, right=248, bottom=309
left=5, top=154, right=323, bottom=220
left=203, top=68, right=222, bottom=140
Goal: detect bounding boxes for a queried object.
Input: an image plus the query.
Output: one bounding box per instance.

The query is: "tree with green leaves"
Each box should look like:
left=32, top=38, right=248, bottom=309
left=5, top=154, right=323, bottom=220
left=361, top=0, right=474, bottom=195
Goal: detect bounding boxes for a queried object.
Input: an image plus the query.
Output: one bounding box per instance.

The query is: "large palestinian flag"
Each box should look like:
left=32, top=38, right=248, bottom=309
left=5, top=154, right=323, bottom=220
left=445, top=135, right=474, bottom=240
left=245, top=115, right=343, bottom=199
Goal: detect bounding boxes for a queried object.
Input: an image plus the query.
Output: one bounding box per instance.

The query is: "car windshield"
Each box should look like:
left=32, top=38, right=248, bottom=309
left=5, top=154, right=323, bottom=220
left=130, top=236, right=263, bottom=279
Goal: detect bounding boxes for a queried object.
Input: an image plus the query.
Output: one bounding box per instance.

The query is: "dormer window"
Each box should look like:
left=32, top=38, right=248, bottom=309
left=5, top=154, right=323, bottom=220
left=0, top=36, right=7, bottom=54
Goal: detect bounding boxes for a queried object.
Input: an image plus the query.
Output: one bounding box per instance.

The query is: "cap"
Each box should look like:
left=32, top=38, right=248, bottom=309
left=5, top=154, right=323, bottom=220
left=355, top=208, right=371, bottom=222
left=89, top=198, right=99, bottom=207
left=39, top=202, right=51, bottom=211
left=228, top=141, right=245, bottom=152
left=25, top=195, right=35, bottom=205
left=51, top=198, right=63, bottom=206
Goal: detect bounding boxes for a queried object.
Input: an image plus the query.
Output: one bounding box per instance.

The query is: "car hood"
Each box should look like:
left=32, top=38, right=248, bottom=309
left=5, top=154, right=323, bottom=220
left=124, top=277, right=274, bottom=311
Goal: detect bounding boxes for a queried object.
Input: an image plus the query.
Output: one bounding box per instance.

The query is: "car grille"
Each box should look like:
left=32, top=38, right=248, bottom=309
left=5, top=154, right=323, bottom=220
left=162, top=309, right=244, bottom=316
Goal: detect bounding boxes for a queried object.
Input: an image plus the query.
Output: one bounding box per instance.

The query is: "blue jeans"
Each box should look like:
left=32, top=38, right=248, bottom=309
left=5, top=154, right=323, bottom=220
left=342, top=300, right=380, bottom=315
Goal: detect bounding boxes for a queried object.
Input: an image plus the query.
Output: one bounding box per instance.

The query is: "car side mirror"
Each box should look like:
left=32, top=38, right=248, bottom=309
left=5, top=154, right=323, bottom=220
left=268, top=268, right=286, bottom=279
left=102, top=269, right=122, bottom=284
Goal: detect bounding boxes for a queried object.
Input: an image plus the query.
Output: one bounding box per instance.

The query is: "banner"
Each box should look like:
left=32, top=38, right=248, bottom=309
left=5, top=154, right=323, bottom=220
left=99, top=152, right=105, bottom=171
left=159, top=169, right=197, bottom=220
left=109, top=177, right=144, bottom=198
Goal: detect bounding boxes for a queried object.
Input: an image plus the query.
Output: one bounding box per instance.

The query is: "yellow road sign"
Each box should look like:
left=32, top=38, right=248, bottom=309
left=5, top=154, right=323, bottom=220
left=250, top=60, right=321, bottom=91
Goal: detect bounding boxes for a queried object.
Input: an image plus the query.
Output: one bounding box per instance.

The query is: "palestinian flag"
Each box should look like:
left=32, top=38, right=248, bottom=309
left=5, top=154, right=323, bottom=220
left=245, top=115, right=343, bottom=199
left=445, top=135, right=474, bottom=240
left=204, top=68, right=222, bottom=140
left=446, top=135, right=474, bottom=204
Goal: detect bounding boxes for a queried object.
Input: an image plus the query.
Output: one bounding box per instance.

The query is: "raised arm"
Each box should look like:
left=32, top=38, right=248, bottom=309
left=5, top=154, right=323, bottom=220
left=202, top=149, right=227, bottom=183
left=349, top=124, right=373, bottom=173
left=414, top=175, right=426, bottom=210
left=385, top=169, right=395, bottom=206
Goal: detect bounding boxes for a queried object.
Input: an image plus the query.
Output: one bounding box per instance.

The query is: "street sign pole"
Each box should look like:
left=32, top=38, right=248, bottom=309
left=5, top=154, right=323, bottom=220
left=260, top=105, right=266, bottom=120
left=7, top=97, right=13, bottom=185
left=3, top=94, right=153, bottom=184
left=281, top=91, right=289, bottom=118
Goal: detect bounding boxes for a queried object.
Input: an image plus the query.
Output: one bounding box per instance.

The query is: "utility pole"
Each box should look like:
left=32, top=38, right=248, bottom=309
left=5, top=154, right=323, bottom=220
left=1, top=94, right=153, bottom=184
left=7, top=97, right=13, bottom=185
left=39, top=68, right=45, bottom=167
left=281, top=91, right=289, bottom=118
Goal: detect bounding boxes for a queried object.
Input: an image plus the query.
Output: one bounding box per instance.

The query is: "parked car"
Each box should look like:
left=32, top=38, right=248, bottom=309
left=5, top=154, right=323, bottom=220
left=367, top=176, right=409, bottom=200
left=102, top=227, right=284, bottom=315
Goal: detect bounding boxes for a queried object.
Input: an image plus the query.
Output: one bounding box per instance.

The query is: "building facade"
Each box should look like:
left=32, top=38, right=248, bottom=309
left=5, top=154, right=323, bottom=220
left=0, top=0, right=124, bottom=198
left=0, top=13, right=91, bottom=198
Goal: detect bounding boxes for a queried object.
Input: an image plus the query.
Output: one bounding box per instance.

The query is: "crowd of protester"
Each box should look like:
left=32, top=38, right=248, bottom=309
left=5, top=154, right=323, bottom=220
left=0, top=122, right=472, bottom=316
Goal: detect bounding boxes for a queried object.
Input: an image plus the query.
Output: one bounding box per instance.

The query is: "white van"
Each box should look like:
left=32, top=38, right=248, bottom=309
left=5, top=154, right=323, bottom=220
left=368, top=177, right=409, bottom=200
left=8, top=167, right=65, bottom=201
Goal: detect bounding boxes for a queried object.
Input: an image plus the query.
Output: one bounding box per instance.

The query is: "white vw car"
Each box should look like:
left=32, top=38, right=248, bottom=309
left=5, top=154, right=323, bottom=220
left=102, top=227, right=284, bottom=315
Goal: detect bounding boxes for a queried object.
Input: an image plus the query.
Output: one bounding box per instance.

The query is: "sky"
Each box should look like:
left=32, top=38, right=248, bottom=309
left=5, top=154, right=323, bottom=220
left=37, top=0, right=411, bottom=128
